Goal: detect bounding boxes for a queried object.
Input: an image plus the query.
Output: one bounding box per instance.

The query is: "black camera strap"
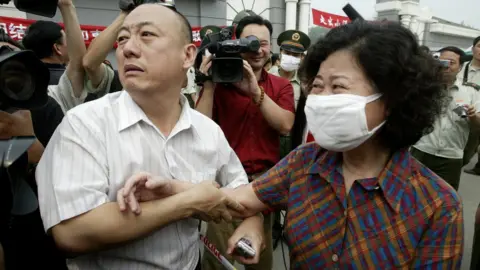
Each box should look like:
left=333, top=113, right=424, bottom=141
left=463, top=61, right=480, bottom=91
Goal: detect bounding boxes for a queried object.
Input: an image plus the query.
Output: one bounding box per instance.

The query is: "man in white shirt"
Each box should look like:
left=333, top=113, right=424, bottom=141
left=36, top=3, right=263, bottom=270
left=412, top=46, right=480, bottom=190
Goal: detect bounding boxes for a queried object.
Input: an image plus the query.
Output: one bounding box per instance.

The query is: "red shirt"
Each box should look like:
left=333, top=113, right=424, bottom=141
left=205, top=70, right=295, bottom=174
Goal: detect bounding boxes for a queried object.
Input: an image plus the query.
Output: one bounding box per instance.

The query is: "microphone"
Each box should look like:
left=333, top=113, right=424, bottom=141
left=342, top=4, right=364, bottom=21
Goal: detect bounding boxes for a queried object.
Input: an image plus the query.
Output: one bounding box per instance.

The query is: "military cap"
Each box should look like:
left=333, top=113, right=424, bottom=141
left=199, top=25, right=222, bottom=40
left=277, top=30, right=311, bottom=54
left=233, top=10, right=257, bottom=26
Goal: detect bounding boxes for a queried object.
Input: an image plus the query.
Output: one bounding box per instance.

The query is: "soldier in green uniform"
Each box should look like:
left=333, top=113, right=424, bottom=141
left=270, top=30, right=310, bottom=159
left=269, top=30, right=310, bottom=250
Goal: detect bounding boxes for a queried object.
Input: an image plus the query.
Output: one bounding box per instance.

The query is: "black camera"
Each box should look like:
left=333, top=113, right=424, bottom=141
left=0, top=37, right=50, bottom=219
left=0, top=0, right=59, bottom=18
left=205, top=28, right=260, bottom=83
left=0, top=46, right=50, bottom=113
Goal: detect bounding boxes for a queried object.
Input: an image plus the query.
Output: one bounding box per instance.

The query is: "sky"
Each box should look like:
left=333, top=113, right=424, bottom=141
left=311, top=0, right=480, bottom=29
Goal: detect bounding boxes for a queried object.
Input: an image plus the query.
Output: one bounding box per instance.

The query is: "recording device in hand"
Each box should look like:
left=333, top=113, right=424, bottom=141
left=197, top=27, right=261, bottom=84
left=0, top=0, right=59, bottom=18
left=0, top=29, right=50, bottom=223
left=342, top=3, right=364, bottom=22
left=234, top=238, right=256, bottom=258
left=453, top=105, right=468, bottom=118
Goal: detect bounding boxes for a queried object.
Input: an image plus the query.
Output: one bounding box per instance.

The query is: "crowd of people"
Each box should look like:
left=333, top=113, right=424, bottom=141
left=0, top=0, right=479, bottom=269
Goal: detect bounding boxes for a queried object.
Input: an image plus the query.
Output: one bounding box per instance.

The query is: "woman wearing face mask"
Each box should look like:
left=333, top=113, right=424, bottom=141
left=222, top=21, right=463, bottom=269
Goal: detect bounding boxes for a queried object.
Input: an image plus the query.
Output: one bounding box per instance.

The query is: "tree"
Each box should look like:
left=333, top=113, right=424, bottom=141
left=308, top=26, right=330, bottom=43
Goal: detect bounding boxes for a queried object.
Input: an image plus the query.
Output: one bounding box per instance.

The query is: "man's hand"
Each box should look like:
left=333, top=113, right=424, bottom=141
left=466, top=104, right=477, bottom=119
left=233, top=60, right=261, bottom=99
left=117, top=172, right=192, bottom=214
left=226, top=214, right=265, bottom=264
left=199, top=54, right=215, bottom=90
left=117, top=172, right=244, bottom=223
left=119, top=0, right=136, bottom=12
left=57, top=0, right=73, bottom=6
left=0, top=110, right=34, bottom=140
left=186, top=181, right=244, bottom=223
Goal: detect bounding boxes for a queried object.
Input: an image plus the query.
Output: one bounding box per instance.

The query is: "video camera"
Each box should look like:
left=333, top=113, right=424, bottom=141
left=0, top=29, right=50, bottom=219
left=201, top=27, right=261, bottom=84
left=0, top=0, right=59, bottom=18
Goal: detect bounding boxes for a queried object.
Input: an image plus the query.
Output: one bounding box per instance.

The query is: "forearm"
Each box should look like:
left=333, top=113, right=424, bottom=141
left=27, top=139, right=44, bottom=164
left=52, top=192, right=193, bottom=255
left=223, top=184, right=268, bottom=218
left=0, top=242, right=4, bottom=270
left=59, top=2, right=86, bottom=96
left=195, top=84, right=215, bottom=118
left=256, top=94, right=294, bottom=135
left=470, top=113, right=480, bottom=129
left=83, top=12, right=127, bottom=87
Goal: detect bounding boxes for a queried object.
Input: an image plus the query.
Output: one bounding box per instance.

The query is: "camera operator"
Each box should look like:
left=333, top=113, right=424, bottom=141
left=197, top=15, right=295, bottom=270
left=411, top=46, right=480, bottom=190
left=23, top=0, right=114, bottom=111
left=0, top=36, right=67, bottom=270
left=22, top=20, right=69, bottom=85
left=81, top=3, right=131, bottom=102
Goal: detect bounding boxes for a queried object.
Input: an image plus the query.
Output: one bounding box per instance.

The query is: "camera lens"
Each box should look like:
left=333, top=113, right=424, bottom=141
left=0, top=59, right=34, bottom=101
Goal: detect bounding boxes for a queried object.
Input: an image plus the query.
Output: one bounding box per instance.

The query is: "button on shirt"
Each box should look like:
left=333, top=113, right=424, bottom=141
left=414, top=83, right=480, bottom=159
left=252, top=143, right=463, bottom=269
left=36, top=91, right=248, bottom=270
left=210, top=70, right=295, bottom=174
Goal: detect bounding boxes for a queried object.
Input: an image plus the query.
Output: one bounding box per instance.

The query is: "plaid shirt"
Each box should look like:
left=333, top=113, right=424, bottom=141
left=252, top=143, right=464, bottom=269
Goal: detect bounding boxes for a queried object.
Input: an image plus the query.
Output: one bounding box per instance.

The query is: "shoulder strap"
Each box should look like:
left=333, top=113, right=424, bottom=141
left=463, top=61, right=470, bottom=84
left=462, top=61, right=480, bottom=91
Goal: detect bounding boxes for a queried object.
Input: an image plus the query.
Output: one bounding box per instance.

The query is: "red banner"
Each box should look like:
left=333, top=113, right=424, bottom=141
left=0, top=16, right=203, bottom=48
left=312, top=9, right=351, bottom=29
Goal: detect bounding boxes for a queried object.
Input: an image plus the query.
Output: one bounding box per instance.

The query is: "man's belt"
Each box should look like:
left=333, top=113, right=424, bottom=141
left=248, top=171, right=274, bottom=216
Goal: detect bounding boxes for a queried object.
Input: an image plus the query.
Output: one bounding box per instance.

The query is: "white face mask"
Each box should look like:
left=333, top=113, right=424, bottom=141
left=280, top=54, right=301, bottom=72
left=305, top=93, right=385, bottom=152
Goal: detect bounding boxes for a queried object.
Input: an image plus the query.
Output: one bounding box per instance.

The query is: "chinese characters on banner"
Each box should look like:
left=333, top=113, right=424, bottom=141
left=0, top=16, right=203, bottom=48
left=311, top=9, right=351, bottom=29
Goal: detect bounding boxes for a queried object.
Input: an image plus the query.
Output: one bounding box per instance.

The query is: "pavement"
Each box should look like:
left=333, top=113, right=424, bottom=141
left=203, top=157, right=480, bottom=270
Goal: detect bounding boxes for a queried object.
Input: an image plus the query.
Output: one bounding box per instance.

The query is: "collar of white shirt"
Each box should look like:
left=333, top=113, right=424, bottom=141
left=116, top=91, right=193, bottom=135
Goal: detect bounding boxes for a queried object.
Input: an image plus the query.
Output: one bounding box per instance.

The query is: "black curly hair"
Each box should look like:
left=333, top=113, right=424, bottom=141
left=298, top=20, right=449, bottom=151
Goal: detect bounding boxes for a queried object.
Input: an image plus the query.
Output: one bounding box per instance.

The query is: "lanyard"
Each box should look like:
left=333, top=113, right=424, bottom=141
left=463, top=61, right=480, bottom=91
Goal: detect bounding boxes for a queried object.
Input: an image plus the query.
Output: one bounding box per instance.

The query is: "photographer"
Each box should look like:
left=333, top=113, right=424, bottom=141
left=22, top=20, right=69, bottom=85
left=196, top=15, right=295, bottom=270
left=82, top=5, right=128, bottom=101
left=0, top=37, right=67, bottom=270
left=411, top=46, right=480, bottom=190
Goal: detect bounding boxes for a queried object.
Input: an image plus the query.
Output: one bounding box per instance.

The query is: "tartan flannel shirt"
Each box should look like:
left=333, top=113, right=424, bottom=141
left=252, top=143, right=464, bottom=270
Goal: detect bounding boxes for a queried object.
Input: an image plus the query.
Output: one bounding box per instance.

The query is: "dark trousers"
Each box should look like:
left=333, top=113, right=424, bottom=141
left=411, top=148, right=463, bottom=190
left=463, top=130, right=480, bottom=166
left=471, top=204, right=480, bottom=270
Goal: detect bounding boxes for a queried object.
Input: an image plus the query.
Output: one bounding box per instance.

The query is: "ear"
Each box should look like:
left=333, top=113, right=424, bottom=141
left=183, top=44, right=197, bottom=70
left=53, top=43, right=62, bottom=56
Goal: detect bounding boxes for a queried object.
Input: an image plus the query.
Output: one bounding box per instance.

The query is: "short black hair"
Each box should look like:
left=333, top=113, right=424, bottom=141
left=235, top=15, right=273, bottom=38
left=473, top=36, right=480, bottom=47
left=141, top=3, right=193, bottom=44
left=299, top=20, right=449, bottom=152
left=0, top=28, right=23, bottom=49
left=439, top=46, right=466, bottom=64
left=271, top=53, right=279, bottom=64
left=419, top=45, right=430, bottom=54
left=172, top=9, right=193, bottom=44
left=22, top=20, right=63, bottom=59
